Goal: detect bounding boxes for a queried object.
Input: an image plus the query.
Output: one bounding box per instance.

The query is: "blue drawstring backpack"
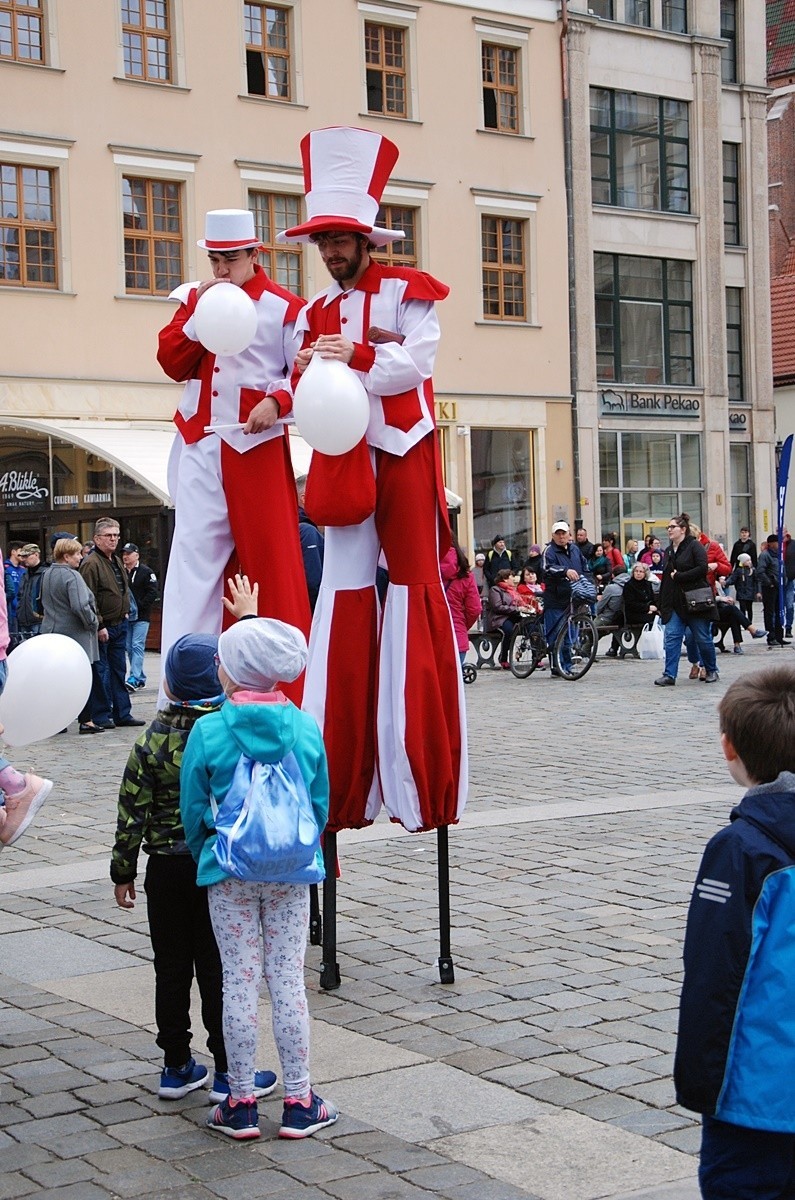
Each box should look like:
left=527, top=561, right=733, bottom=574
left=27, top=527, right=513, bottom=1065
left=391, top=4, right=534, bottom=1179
left=211, top=751, right=324, bottom=885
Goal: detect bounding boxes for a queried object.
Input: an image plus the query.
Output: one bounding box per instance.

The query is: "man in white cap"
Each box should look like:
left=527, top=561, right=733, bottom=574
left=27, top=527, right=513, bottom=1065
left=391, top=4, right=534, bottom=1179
left=541, top=521, right=590, bottom=673
left=278, top=126, right=466, bottom=836
left=157, top=210, right=310, bottom=701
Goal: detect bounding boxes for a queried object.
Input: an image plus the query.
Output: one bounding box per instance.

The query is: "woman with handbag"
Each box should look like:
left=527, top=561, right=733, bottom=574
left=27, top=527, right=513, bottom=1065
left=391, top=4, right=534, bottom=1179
left=655, top=514, right=719, bottom=687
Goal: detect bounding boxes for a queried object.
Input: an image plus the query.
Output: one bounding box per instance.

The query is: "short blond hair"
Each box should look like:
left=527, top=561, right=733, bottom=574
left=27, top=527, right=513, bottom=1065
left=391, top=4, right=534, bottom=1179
left=53, top=538, right=82, bottom=561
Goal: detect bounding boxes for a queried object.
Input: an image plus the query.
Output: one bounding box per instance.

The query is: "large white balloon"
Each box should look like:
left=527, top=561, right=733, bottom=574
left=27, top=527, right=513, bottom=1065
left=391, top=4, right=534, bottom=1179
left=292, top=354, right=370, bottom=456
left=0, top=634, right=92, bottom=746
left=193, top=283, right=258, bottom=356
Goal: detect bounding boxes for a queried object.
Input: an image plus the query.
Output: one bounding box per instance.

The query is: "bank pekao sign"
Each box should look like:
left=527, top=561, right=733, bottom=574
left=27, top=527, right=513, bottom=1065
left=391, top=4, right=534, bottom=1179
left=599, top=389, right=701, bottom=418
left=0, top=469, right=49, bottom=510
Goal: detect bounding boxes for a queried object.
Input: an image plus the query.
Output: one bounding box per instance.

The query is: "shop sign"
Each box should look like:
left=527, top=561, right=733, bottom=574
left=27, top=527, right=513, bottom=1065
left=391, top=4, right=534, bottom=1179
left=0, top=469, right=49, bottom=510
left=729, top=410, right=748, bottom=431
left=599, top=389, right=701, bottom=418
left=435, top=400, right=457, bottom=422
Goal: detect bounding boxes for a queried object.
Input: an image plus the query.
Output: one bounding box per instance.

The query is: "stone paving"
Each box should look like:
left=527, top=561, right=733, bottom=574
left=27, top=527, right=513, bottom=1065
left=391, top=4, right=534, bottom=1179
left=0, top=641, right=780, bottom=1198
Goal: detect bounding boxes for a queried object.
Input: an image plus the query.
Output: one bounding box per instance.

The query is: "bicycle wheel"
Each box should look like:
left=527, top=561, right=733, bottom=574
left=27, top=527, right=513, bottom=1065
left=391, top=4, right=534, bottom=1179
left=553, top=611, right=598, bottom=680
left=508, top=622, right=544, bottom=678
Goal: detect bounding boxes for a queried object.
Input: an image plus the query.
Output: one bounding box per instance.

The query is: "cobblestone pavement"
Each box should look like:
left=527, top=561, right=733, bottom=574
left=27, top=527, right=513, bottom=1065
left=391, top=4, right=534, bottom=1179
left=0, top=642, right=778, bottom=1199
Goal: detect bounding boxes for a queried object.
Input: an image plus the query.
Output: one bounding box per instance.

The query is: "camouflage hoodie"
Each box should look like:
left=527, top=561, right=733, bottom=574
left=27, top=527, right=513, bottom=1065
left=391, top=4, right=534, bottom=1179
left=110, top=702, right=223, bottom=885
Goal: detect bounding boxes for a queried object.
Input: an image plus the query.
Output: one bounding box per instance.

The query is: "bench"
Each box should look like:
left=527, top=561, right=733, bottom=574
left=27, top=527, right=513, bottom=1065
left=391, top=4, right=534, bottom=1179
left=468, top=630, right=503, bottom=669
left=595, top=622, right=645, bottom=658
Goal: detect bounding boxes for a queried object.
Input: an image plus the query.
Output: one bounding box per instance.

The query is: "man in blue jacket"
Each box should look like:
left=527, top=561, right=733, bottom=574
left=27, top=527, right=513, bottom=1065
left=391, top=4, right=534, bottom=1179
left=540, top=522, right=589, bottom=673
left=674, top=666, right=795, bottom=1198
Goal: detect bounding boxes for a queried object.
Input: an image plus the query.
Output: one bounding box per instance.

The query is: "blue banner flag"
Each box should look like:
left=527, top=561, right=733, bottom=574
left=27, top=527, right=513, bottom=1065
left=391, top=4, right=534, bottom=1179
left=777, top=434, right=793, bottom=629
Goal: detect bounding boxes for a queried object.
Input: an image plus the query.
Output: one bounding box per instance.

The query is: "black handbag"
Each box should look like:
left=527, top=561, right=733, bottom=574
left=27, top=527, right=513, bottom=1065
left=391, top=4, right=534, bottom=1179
left=684, top=586, right=715, bottom=614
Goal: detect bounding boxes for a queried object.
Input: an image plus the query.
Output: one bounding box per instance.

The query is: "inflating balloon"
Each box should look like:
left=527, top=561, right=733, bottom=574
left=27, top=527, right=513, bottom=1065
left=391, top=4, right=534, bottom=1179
left=292, top=353, right=370, bottom=456
left=193, top=283, right=258, bottom=356
left=0, top=634, right=92, bottom=746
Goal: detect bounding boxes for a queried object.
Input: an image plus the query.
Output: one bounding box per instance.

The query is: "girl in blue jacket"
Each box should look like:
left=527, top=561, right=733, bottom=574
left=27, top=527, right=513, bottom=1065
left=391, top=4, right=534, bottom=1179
left=180, top=617, right=337, bottom=1142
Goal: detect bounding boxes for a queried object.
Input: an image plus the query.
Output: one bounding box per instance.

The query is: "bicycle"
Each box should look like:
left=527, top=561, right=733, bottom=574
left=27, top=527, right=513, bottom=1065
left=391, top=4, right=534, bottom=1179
left=553, top=603, right=598, bottom=679
left=507, top=611, right=547, bottom=678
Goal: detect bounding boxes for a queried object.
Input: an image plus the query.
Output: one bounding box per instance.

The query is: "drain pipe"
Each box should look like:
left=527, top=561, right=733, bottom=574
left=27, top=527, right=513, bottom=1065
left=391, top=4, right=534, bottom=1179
left=560, top=0, right=583, bottom=527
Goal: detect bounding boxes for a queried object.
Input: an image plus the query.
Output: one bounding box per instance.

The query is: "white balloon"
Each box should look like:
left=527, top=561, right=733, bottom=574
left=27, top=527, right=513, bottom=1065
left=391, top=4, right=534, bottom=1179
left=193, top=284, right=258, bottom=356
left=0, top=634, right=92, bottom=746
left=292, top=354, right=370, bottom=456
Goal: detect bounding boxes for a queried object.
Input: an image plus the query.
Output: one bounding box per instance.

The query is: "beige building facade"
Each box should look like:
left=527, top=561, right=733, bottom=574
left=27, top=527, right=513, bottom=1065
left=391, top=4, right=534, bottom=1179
left=566, top=0, right=775, bottom=550
left=1, top=0, right=571, bottom=575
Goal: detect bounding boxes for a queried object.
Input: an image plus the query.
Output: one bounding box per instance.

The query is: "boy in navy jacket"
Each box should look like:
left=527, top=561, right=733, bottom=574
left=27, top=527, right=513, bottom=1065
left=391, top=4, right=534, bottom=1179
left=674, top=666, right=795, bottom=1198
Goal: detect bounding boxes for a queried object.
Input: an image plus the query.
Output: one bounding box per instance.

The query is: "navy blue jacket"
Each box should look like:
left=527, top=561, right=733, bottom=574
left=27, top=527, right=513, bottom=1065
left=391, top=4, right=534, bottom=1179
left=540, top=540, right=588, bottom=609
left=298, top=507, right=324, bottom=612
left=674, top=775, right=795, bottom=1132
left=725, top=566, right=757, bottom=604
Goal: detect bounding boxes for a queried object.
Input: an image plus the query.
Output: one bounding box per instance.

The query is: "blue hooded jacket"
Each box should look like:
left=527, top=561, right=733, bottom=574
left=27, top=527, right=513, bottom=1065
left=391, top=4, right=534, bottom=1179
left=180, top=694, right=329, bottom=887
left=674, top=773, right=795, bottom=1132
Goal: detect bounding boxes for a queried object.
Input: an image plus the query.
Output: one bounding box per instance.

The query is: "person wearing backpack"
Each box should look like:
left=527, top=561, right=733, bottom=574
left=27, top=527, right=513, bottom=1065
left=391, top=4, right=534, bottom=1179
left=111, top=587, right=278, bottom=1107
left=180, top=616, right=337, bottom=1142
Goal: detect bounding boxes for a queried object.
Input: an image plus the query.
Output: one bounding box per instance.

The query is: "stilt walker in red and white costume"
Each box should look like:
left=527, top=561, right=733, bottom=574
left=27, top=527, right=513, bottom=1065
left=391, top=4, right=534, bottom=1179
left=157, top=209, right=310, bottom=700
left=280, top=127, right=467, bottom=834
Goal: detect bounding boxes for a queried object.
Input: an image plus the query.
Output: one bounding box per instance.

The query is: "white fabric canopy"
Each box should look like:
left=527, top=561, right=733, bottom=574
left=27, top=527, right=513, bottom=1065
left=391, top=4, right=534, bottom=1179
left=2, top=416, right=459, bottom=508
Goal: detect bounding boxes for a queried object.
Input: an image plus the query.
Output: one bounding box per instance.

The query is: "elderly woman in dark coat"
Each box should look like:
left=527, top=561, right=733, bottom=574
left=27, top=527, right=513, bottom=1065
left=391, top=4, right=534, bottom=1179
left=40, top=538, right=102, bottom=733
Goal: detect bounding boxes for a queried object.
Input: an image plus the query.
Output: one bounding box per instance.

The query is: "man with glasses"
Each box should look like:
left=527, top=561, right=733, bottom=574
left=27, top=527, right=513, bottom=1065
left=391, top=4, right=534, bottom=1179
left=80, top=519, right=144, bottom=729
left=277, top=125, right=465, bottom=835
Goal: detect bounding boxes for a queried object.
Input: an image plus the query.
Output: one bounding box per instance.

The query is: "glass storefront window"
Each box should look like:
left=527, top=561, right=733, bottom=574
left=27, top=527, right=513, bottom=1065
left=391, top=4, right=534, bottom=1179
left=471, top=428, right=534, bottom=562
left=730, top=443, right=751, bottom=538
left=599, top=431, right=619, bottom=487
left=0, top=427, right=164, bottom=554
left=599, top=430, right=702, bottom=543
left=621, top=432, right=676, bottom=490
left=116, top=467, right=155, bottom=507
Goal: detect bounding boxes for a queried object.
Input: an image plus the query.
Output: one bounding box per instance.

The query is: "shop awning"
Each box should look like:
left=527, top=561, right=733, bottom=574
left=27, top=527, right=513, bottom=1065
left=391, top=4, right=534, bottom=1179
left=0, top=417, right=314, bottom=507
left=1, top=416, right=460, bottom=509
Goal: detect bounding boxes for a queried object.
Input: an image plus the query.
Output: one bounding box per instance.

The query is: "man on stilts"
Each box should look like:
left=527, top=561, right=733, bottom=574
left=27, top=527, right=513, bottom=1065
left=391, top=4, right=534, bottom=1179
left=157, top=209, right=310, bottom=702
left=280, top=126, right=467, bottom=844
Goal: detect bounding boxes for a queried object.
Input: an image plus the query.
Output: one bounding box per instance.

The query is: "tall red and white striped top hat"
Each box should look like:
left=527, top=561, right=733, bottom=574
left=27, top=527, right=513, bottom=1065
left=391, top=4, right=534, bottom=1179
left=277, top=126, right=404, bottom=247
left=197, top=209, right=261, bottom=251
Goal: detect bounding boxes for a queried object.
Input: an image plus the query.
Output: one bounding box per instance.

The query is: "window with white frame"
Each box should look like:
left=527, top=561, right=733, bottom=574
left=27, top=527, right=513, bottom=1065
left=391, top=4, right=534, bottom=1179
left=372, top=204, right=418, bottom=268
left=0, top=161, right=57, bottom=287
left=112, top=147, right=196, bottom=297
left=0, top=136, right=71, bottom=290
left=473, top=190, right=538, bottom=324
left=122, top=176, right=183, bottom=295
left=475, top=21, right=530, bottom=136
left=358, top=3, right=417, bottom=121
left=244, top=2, right=291, bottom=99
left=0, top=0, right=44, bottom=63
left=249, top=190, right=303, bottom=293
left=121, top=0, right=171, bottom=83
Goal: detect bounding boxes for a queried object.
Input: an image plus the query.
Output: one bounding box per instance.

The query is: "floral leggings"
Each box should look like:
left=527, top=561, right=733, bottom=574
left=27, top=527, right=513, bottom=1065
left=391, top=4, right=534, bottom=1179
left=208, top=877, right=311, bottom=1101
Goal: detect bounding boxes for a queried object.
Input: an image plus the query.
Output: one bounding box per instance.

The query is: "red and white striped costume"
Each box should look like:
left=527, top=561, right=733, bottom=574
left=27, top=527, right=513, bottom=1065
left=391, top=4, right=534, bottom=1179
left=157, top=266, right=311, bottom=698
left=297, top=261, right=468, bottom=833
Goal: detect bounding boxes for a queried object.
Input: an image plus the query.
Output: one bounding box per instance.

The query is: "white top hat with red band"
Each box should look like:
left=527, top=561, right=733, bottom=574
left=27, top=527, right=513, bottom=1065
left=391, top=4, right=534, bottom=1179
left=277, top=126, right=404, bottom=247
left=198, top=209, right=261, bottom=251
